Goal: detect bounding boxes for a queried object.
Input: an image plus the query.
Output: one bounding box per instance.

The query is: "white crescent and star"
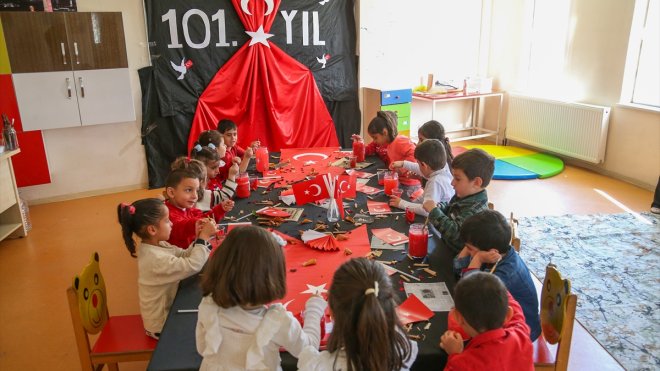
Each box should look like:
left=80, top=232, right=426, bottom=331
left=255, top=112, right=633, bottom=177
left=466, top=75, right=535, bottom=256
left=338, top=180, right=349, bottom=193
left=309, top=184, right=322, bottom=196
left=240, top=0, right=275, bottom=16
left=292, top=153, right=329, bottom=161
left=301, top=283, right=328, bottom=296
left=246, top=25, right=274, bottom=47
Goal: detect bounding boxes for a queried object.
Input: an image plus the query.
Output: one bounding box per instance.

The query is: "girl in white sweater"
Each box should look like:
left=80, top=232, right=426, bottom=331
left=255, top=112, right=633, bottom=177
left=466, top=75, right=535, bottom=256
left=117, top=198, right=216, bottom=339
left=297, top=258, right=418, bottom=371
left=196, top=226, right=327, bottom=370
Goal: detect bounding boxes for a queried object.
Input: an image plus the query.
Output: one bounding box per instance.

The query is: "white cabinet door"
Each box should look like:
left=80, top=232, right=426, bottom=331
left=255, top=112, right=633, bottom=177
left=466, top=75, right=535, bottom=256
left=74, top=68, right=135, bottom=126
left=12, top=72, right=82, bottom=131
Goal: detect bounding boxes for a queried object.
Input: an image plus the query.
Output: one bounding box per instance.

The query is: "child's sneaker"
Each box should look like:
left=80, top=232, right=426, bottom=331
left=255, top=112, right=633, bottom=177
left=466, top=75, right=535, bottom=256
left=651, top=206, right=660, bottom=214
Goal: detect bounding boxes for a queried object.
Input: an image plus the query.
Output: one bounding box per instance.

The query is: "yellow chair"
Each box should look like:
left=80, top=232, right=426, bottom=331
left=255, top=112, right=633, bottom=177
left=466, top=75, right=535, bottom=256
left=533, top=264, right=577, bottom=371
left=67, top=252, right=157, bottom=370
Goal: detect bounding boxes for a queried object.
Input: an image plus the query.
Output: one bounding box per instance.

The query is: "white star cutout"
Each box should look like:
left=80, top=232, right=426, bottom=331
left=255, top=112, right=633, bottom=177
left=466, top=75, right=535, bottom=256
left=246, top=25, right=274, bottom=47
left=304, top=160, right=317, bottom=165
left=304, top=190, right=310, bottom=195
left=301, top=283, right=328, bottom=295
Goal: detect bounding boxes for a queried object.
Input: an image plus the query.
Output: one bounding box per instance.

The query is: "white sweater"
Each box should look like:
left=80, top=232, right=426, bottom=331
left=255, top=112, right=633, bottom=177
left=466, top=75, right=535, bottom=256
left=196, top=296, right=327, bottom=371
left=137, top=241, right=209, bottom=334
left=297, top=336, right=418, bottom=371
left=396, top=161, right=454, bottom=216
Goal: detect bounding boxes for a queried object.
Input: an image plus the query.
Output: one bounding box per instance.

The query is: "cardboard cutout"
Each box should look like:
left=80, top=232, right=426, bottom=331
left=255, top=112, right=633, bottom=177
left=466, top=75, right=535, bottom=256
left=540, top=263, right=572, bottom=344
left=73, top=252, right=108, bottom=334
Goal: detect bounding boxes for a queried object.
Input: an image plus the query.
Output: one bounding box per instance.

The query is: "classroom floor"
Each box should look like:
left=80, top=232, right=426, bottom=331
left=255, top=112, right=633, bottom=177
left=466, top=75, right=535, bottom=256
left=0, top=158, right=653, bottom=370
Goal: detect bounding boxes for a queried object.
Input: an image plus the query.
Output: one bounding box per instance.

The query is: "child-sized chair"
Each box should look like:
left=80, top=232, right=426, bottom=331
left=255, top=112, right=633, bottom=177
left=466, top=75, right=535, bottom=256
left=66, top=252, right=157, bottom=370
left=533, top=264, right=577, bottom=371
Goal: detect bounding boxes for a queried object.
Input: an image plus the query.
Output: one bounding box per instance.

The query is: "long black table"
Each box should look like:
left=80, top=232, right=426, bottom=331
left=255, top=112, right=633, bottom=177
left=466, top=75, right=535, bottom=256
left=147, top=154, right=457, bottom=370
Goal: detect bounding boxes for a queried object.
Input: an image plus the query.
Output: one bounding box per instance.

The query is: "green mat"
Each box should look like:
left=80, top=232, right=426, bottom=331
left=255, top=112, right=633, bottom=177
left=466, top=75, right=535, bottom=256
left=500, top=153, right=564, bottom=178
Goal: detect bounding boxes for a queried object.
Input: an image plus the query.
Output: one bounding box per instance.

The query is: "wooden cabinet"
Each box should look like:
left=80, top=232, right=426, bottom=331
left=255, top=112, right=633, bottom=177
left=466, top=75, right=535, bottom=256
left=0, top=12, right=134, bottom=131
left=0, top=149, right=27, bottom=242
left=362, top=88, right=413, bottom=141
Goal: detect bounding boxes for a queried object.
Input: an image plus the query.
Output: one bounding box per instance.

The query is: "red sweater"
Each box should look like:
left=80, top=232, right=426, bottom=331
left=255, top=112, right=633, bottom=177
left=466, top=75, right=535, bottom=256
left=366, top=135, right=420, bottom=186
left=218, top=145, right=245, bottom=182
left=165, top=200, right=226, bottom=249
left=445, top=293, right=534, bottom=371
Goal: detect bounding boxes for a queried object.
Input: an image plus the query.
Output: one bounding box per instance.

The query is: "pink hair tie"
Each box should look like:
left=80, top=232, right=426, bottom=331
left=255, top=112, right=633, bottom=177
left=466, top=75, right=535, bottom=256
left=121, top=202, right=136, bottom=215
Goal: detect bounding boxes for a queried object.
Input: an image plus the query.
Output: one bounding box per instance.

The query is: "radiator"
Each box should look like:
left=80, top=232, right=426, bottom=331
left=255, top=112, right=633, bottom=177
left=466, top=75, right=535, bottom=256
left=505, top=94, right=611, bottom=163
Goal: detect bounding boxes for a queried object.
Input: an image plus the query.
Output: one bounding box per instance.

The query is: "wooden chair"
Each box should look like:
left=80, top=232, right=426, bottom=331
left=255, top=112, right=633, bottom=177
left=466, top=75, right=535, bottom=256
left=67, top=252, right=157, bottom=370
left=533, top=264, right=578, bottom=371
left=510, top=212, right=521, bottom=252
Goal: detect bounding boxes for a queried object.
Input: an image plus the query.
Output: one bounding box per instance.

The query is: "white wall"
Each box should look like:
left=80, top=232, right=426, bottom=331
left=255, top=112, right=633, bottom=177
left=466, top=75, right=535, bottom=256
left=19, top=0, right=150, bottom=203
left=488, top=0, right=660, bottom=189
left=19, top=0, right=659, bottom=203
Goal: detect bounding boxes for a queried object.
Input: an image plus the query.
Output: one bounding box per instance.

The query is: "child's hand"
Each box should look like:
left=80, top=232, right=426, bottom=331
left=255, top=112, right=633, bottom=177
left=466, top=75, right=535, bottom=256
left=244, top=146, right=254, bottom=158
left=228, top=163, right=239, bottom=181
left=439, top=330, right=464, bottom=354
left=390, top=160, right=404, bottom=169
left=389, top=196, right=401, bottom=208
left=232, top=157, right=242, bottom=165
left=458, top=245, right=471, bottom=258
left=422, top=199, right=437, bottom=212
left=351, top=134, right=363, bottom=142
left=250, top=140, right=261, bottom=149
left=221, top=199, right=234, bottom=212
left=197, top=219, right=218, bottom=241
left=475, top=249, right=501, bottom=265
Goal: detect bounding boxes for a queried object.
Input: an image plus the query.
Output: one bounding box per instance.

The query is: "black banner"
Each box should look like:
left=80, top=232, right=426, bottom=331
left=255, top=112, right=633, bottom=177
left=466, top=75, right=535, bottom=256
left=143, top=0, right=359, bottom=187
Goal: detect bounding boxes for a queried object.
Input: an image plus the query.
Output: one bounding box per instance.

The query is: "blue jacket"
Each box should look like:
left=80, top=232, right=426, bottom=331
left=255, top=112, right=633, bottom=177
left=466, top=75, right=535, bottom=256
left=455, top=247, right=541, bottom=340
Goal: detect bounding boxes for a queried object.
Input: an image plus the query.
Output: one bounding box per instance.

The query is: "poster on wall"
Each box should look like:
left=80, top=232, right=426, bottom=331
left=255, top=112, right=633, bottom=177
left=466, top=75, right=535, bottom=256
left=142, top=0, right=360, bottom=188
left=49, top=0, right=77, bottom=12
left=0, top=0, right=44, bottom=11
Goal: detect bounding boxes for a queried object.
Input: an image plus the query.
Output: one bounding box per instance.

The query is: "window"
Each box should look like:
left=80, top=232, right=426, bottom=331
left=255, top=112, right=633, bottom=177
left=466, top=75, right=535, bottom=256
left=621, top=0, right=660, bottom=109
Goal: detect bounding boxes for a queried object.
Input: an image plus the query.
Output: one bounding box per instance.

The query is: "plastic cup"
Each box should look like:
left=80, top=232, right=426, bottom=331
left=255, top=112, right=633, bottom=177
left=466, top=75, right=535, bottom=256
left=377, top=170, right=386, bottom=185
left=408, top=223, right=429, bottom=258
left=236, top=172, right=250, bottom=198
left=349, top=155, right=357, bottom=168
left=391, top=188, right=403, bottom=199
left=405, top=207, right=415, bottom=223
left=383, top=172, right=399, bottom=195
left=249, top=175, right=258, bottom=190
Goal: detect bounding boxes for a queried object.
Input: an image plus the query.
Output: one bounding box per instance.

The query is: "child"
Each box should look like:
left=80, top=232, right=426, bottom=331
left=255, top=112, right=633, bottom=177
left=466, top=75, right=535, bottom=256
left=389, top=139, right=452, bottom=216
left=422, top=148, right=495, bottom=254
left=197, top=129, right=240, bottom=184
left=217, top=119, right=260, bottom=178
left=298, top=258, right=418, bottom=371
left=352, top=111, right=421, bottom=192
left=117, top=198, right=217, bottom=339
left=164, top=167, right=234, bottom=249
left=190, top=144, right=238, bottom=200
left=196, top=226, right=327, bottom=370
left=417, top=120, right=454, bottom=167
left=454, top=209, right=541, bottom=340
left=440, top=272, right=533, bottom=370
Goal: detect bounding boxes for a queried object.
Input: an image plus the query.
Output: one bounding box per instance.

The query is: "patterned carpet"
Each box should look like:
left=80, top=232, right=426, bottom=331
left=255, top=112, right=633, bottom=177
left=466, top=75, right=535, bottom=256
left=518, top=212, right=659, bottom=371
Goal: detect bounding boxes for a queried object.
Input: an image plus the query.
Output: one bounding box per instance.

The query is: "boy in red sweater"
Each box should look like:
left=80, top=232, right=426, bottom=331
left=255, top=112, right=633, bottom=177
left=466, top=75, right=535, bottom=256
left=217, top=119, right=260, bottom=179
left=441, top=272, right=533, bottom=371
left=164, top=167, right=234, bottom=249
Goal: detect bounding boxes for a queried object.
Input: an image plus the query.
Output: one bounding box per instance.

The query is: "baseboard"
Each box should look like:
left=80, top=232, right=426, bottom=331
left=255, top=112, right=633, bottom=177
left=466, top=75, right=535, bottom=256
left=23, top=183, right=149, bottom=205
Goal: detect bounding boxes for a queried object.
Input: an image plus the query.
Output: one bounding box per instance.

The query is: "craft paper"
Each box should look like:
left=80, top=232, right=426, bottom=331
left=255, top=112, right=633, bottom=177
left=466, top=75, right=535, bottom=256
left=370, top=235, right=406, bottom=251
left=356, top=183, right=382, bottom=195
left=367, top=200, right=392, bottom=215
left=396, top=294, right=435, bottom=325
left=403, top=282, right=455, bottom=312
left=256, top=207, right=291, bottom=218
left=372, top=228, right=408, bottom=246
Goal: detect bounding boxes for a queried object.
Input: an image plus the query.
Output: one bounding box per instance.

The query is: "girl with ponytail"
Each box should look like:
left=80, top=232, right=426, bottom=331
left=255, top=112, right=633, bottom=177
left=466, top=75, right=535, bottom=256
left=298, top=258, right=418, bottom=370
left=117, top=198, right=215, bottom=339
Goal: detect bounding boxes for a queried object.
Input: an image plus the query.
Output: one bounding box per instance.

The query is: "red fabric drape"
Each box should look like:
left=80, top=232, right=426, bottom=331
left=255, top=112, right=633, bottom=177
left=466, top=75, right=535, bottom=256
left=187, top=0, right=339, bottom=152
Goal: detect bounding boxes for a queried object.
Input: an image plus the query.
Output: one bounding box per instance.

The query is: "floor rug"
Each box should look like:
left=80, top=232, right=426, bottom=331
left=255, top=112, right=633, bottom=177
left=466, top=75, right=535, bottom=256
left=518, top=212, right=659, bottom=370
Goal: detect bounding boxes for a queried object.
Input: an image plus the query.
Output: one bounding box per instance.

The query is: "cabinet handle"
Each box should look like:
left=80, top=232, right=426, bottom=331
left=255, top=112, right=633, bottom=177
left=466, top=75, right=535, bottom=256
left=66, top=78, right=72, bottom=99
left=74, top=42, right=80, bottom=65
left=79, top=77, right=85, bottom=98
left=61, top=42, right=67, bottom=65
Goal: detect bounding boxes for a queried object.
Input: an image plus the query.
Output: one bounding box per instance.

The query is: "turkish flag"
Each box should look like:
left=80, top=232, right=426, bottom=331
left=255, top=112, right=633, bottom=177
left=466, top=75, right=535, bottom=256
left=336, top=174, right=357, bottom=198
left=292, top=175, right=330, bottom=205
left=187, top=0, right=339, bottom=153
